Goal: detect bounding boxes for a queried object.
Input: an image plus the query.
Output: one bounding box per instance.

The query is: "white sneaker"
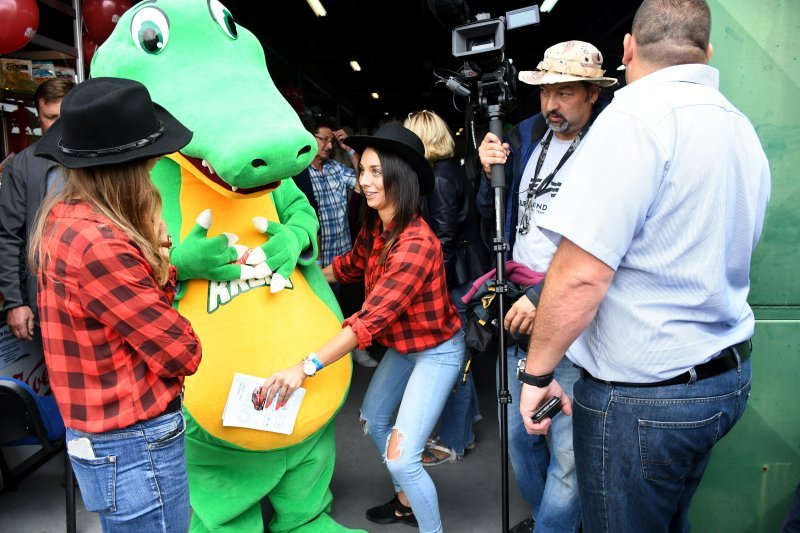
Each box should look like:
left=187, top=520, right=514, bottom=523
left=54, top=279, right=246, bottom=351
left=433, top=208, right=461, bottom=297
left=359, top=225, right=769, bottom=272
left=352, top=349, right=378, bottom=367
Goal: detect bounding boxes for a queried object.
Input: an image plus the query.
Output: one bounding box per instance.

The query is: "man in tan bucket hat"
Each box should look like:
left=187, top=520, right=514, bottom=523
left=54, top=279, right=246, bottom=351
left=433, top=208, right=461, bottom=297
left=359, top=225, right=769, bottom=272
left=476, top=40, right=618, bottom=533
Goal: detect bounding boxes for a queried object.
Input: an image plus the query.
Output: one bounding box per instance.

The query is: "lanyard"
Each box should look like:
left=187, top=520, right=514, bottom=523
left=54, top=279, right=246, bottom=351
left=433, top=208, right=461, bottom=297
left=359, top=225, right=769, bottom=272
left=517, top=126, right=586, bottom=236
left=523, top=128, right=584, bottom=203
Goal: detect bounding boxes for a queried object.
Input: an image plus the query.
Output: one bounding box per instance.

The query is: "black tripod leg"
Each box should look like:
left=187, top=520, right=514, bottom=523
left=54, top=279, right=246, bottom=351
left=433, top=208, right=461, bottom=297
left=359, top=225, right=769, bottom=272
left=487, top=108, right=513, bottom=533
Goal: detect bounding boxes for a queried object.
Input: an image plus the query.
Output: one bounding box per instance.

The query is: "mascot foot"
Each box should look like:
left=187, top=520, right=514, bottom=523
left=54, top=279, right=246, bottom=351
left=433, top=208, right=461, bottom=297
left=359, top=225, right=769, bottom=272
left=278, top=512, right=366, bottom=533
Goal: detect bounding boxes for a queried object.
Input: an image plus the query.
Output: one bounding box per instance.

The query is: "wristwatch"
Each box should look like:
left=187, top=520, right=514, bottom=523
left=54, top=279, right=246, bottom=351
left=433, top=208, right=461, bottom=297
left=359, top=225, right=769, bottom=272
left=516, top=358, right=554, bottom=387
left=302, top=353, right=324, bottom=377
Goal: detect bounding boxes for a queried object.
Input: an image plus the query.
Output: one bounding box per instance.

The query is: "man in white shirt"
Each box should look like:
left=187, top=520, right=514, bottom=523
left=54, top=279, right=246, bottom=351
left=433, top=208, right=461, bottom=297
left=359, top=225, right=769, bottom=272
left=519, top=1, right=770, bottom=531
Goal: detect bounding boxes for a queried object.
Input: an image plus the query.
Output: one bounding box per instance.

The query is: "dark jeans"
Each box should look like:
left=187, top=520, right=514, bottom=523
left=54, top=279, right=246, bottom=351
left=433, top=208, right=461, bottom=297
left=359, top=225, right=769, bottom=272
left=574, top=358, right=751, bottom=533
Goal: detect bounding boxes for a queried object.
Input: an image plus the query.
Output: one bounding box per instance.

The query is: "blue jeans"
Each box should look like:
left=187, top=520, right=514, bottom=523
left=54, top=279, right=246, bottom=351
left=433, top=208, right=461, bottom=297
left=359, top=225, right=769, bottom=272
left=502, top=345, right=581, bottom=533
left=360, top=331, right=464, bottom=533
left=66, top=409, right=190, bottom=533
left=573, top=358, right=752, bottom=533
left=437, top=283, right=482, bottom=456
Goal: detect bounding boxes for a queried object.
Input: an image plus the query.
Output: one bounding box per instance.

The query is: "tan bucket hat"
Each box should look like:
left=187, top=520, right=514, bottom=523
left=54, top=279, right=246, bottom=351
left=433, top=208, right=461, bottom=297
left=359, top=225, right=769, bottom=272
left=519, top=40, right=618, bottom=88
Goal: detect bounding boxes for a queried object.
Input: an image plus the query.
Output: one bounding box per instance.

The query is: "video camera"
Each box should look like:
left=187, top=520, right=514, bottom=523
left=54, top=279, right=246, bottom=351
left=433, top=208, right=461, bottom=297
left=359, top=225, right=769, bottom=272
left=443, top=5, right=540, bottom=114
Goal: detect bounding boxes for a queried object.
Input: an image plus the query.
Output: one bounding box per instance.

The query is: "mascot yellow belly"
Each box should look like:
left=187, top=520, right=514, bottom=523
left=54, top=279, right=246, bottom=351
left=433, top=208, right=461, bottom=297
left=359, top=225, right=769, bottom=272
left=173, top=157, right=350, bottom=451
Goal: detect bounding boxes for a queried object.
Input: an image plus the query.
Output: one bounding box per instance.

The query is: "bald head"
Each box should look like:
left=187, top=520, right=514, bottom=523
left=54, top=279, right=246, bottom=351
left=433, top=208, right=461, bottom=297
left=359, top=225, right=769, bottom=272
left=632, top=0, right=711, bottom=67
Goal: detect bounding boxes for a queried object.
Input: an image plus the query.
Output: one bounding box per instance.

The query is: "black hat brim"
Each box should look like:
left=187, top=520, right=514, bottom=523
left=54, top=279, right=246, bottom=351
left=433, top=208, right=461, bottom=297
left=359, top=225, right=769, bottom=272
left=35, top=103, right=193, bottom=169
left=346, top=135, right=434, bottom=195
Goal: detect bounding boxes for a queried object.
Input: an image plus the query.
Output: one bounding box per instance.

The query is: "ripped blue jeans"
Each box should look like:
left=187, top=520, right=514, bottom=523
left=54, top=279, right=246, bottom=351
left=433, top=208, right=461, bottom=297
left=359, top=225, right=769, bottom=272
left=360, top=331, right=464, bottom=533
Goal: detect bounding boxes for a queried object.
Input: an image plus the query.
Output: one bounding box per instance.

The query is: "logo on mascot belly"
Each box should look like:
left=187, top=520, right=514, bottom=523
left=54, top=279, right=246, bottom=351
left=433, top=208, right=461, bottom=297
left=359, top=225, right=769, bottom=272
left=206, top=276, right=295, bottom=313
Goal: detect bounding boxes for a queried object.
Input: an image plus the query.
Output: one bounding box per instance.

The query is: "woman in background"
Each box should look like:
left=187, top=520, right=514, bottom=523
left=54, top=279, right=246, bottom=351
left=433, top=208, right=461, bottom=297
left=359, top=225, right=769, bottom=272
left=405, top=110, right=489, bottom=465
left=30, top=77, right=201, bottom=532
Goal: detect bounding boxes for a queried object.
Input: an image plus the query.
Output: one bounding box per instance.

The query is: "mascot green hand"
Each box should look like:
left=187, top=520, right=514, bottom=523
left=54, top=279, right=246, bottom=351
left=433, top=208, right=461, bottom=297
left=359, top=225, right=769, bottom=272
left=90, top=0, right=362, bottom=531
left=251, top=217, right=305, bottom=292
left=170, top=208, right=291, bottom=282
left=170, top=209, right=242, bottom=281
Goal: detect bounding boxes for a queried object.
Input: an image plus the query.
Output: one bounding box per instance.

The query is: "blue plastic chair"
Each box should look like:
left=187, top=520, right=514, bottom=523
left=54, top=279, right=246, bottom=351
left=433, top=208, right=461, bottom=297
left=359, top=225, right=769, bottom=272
left=0, top=377, right=76, bottom=532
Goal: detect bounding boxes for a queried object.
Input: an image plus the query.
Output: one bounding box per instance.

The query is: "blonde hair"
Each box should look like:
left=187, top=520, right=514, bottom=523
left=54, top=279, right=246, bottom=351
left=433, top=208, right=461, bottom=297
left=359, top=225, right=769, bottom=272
left=404, top=110, right=455, bottom=163
left=28, top=160, right=170, bottom=286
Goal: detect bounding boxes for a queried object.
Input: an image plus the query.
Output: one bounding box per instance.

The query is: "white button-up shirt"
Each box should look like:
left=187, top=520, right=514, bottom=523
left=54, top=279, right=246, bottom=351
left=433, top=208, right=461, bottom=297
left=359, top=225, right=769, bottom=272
left=539, top=64, right=771, bottom=382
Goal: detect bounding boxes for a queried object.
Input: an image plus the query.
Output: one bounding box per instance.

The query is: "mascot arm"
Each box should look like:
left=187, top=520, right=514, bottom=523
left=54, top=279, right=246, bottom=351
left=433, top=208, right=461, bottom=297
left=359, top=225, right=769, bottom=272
left=250, top=180, right=319, bottom=284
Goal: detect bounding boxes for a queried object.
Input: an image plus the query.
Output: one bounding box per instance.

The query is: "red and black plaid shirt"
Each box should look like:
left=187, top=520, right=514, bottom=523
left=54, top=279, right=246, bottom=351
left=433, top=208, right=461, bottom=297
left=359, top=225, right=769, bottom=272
left=333, top=214, right=460, bottom=354
left=38, top=200, right=202, bottom=433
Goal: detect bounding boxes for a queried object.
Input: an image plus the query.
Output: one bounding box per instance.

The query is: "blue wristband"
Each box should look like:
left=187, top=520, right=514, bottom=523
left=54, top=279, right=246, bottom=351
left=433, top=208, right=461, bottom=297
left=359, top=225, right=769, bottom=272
left=346, top=148, right=356, bottom=157
left=309, top=352, right=324, bottom=371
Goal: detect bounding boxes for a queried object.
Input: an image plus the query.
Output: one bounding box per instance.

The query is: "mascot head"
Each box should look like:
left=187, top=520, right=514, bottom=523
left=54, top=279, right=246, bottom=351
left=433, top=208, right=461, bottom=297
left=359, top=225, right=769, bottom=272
left=91, top=0, right=315, bottom=196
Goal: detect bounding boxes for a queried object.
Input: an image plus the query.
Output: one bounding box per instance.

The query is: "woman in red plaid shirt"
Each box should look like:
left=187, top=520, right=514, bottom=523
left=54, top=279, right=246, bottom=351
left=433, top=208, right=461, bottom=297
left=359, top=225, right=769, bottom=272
left=29, top=78, right=202, bottom=532
left=256, top=123, right=464, bottom=533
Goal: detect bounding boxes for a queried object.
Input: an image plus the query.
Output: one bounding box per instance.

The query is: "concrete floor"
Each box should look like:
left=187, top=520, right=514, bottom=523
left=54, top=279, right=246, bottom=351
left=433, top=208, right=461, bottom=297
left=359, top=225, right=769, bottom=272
left=0, top=350, right=529, bottom=532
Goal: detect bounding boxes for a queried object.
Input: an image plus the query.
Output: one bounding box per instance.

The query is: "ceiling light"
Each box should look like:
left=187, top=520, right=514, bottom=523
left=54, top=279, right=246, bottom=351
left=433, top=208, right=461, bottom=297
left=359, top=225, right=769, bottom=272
left=617, top=64, right=626, bottom=71
left=455, top=130, right=461, bottom=136
left=540, top=0, right=558, bottom=13
left=349, top=60, right=361, bottom=72
left=371, top=92, right=379, bottom=99
left=384, top=112, right=389, bottom=115
left=305, top=0, right=326, bottom=17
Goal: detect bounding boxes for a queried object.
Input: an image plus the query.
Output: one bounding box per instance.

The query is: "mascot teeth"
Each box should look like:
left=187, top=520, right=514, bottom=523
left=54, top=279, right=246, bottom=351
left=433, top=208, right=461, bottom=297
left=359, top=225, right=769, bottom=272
left=201, top=159, right=216, bottom=175
left=232, top=186, right=238, bottom=192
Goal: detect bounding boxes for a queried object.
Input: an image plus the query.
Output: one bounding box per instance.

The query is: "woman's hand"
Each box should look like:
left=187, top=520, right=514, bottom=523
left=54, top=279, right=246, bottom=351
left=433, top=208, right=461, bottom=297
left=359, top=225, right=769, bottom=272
left=253, top=362, right=306, bottom=409
left=158, top=220, right=172, bottom=259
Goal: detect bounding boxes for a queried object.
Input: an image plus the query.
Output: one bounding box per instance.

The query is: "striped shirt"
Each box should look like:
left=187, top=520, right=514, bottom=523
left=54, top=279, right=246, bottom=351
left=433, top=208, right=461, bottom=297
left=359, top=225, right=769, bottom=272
left=540, top=64, right=770, bottom=382
left=333, top=215, right=461, bottom=354
left=309, top=159, right=357, bottom=265
left=38, top=200, right=202, bottom=432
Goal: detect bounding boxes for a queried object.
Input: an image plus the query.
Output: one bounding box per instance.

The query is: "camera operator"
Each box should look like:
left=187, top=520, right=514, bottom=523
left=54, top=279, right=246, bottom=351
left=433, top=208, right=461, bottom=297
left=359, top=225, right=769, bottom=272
left=476, top=40, right=617, bottom=533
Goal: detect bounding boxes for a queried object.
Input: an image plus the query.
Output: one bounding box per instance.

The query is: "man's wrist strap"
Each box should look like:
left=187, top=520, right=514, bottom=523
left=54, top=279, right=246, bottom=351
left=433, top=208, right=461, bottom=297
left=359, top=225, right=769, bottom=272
left=517, top=370, right=554, bottom=387
left=516, top=358, right=554, bottom=387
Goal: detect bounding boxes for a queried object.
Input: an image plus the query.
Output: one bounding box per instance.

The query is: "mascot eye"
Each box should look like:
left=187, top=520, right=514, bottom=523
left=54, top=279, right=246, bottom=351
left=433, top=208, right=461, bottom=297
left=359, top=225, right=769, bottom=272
left=130, top=7, right=170, bottom=55
left=208, top=0, right=237, bottom=39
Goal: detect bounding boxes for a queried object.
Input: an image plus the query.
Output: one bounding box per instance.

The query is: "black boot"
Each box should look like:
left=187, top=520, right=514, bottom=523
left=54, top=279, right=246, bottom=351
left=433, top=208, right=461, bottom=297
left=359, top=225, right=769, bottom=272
left=366, top=495, right=418, bottom=527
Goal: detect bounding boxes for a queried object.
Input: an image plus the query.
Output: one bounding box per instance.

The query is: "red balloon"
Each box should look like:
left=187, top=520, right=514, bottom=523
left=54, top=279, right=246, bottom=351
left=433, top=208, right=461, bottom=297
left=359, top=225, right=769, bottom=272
left=82, top=0, right=132, bottom=44
left=0, top=0, right=40, bottom=55
left=82, top=32, right=98, bottom=66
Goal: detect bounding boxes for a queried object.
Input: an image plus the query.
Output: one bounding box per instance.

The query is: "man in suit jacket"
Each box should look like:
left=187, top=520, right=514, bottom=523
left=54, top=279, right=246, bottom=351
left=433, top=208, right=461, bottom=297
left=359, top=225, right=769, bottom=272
left=0, top=77, right=75, bottom=342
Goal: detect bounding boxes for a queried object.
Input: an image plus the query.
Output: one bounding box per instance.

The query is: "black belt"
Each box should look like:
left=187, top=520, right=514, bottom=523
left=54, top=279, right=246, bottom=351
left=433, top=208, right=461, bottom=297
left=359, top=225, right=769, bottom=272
left=157, top=394, right=183, bottom=417
left=580, top=340, right=751, bottom=388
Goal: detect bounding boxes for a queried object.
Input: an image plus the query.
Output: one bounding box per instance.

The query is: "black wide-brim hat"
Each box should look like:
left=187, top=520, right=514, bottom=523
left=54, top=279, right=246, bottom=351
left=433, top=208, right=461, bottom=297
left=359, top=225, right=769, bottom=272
left=36, top=77, right=193, bottom=169
left=347, top=123, right=434, bottom=195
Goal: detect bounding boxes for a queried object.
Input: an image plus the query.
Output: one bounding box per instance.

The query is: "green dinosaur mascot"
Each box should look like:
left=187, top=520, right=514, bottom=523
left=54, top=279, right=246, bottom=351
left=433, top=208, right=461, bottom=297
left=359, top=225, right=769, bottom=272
left=91, top=1, right=363, bottom=531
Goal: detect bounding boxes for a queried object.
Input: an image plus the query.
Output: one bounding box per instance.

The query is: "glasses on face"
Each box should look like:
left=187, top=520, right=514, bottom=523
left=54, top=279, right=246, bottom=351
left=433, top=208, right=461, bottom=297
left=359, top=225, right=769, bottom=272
left=314, top=134, right=334, bottom=144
